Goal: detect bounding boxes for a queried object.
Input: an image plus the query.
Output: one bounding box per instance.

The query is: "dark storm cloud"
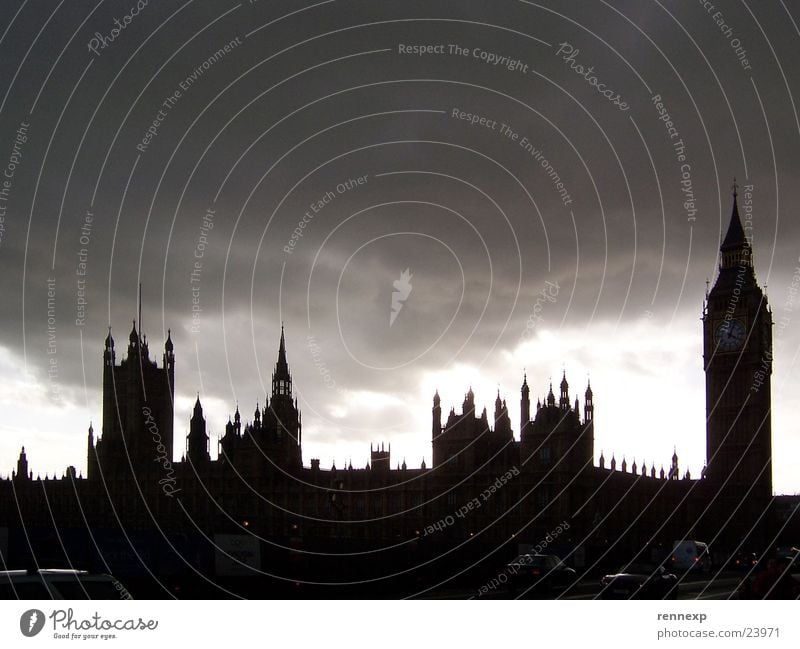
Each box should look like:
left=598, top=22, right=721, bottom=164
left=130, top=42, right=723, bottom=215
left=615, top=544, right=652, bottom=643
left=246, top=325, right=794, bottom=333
left=1, top=0, right=799, bottom=479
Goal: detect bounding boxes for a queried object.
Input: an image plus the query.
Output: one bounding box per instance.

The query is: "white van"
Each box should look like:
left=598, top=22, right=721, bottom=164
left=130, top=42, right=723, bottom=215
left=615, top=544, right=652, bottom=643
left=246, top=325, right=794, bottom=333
left=671, top=540, right=711, bottom=572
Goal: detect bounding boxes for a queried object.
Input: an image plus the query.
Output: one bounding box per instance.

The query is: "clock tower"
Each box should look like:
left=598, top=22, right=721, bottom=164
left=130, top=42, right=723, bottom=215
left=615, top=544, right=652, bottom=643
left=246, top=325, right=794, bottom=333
left=703, top=183, right=772, bottom=528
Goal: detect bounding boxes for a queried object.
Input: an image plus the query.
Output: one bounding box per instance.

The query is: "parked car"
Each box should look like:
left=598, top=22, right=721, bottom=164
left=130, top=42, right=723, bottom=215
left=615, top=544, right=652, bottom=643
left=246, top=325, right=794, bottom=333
left=728, top=551, right=758, bottom=571
left=0, top=569, right=129, bottom=599
left=670, top=540, right=711, bottom=572
left=774, top=546, right=799, bottom=565
left=600, top=562, right=679, bottom=599
left=507, top=554, right=577, bottom=594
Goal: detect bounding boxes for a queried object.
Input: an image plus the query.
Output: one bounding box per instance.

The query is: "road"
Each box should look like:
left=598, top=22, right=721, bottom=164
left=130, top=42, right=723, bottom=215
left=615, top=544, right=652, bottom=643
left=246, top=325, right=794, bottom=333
left=419, top=571, right=775, bottom=600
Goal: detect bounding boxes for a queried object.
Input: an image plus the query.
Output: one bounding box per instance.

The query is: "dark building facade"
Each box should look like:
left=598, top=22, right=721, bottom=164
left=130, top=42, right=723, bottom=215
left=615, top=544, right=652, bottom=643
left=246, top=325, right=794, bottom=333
left=0, top=190, right=792, bottom=596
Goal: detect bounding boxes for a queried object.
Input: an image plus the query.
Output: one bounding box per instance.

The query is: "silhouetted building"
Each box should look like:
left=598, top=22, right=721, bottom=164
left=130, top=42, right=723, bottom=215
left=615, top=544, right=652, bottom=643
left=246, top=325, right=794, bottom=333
left=0, top=187, right=788, bottom=595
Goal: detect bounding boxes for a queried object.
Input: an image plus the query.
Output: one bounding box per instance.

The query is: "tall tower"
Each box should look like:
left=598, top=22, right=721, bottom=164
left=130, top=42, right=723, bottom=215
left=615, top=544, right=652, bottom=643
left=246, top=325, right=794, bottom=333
left=94, top=317, right=175, bottom=479
left=703, top=184, right=772, bottom=509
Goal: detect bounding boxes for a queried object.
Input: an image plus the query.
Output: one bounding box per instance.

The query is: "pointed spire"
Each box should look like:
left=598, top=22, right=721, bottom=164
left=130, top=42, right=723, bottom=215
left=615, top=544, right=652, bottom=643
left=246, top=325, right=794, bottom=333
left=272, top=324, right=292, bottom=397
left=105, top=326, right=114, bottom=348
left=165, top=328, right=173, bottom=352
left=129, top=319, right=138, bottom=344
left=721, top=180, right=746, bottom=251
left=719, top=178, right=753, bottom=272
left=277, top=324, right=287, bottom=368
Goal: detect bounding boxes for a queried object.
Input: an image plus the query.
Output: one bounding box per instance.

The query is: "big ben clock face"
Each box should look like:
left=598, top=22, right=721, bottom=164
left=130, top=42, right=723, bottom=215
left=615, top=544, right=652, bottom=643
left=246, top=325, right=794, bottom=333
left=715, top=319, right=746, bottom=352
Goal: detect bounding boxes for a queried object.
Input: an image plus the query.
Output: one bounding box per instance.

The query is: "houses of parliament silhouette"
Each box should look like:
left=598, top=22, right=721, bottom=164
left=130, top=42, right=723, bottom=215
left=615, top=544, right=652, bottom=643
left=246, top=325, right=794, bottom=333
left=0, top=188, right=792, bottom=595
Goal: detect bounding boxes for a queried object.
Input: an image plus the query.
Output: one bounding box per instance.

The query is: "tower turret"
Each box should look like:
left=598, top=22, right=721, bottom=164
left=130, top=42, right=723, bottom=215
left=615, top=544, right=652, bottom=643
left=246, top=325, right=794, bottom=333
left=521, top=373, right=531, bottom=434
left=559, top=371, right=570, bottom=410
left=15, top=447, right=29, bottom=482
left=163, top=329, right=175, bottom=385
left=462, top=387, right=475, bottom=414
left=87, top=422, right=98, bottom=480
left=128, top=320, right=139, bottom=350
left=265, top=326, right=302, bottom=468
left=546, top=382, right=555, bottom=407
left=584, top=381, right=594, bottom=422
left=432, top=390, right=442, bottom=439
left=187, top=396, right=210, bottom=466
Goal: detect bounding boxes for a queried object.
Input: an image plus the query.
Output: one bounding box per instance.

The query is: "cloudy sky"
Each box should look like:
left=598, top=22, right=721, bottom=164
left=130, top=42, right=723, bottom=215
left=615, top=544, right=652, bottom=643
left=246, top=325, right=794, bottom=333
left=0, top=0, right=799, bottom=493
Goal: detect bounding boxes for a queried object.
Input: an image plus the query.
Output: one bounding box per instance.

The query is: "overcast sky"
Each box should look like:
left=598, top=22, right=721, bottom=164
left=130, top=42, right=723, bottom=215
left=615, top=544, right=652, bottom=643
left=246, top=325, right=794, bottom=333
left=0, top=0, right=799, bottom=493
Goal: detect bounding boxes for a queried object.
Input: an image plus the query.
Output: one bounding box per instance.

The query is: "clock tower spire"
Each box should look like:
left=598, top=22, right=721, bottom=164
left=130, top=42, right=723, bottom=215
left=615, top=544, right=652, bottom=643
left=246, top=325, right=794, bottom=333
left=703, top=181, right=772, bottom=540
